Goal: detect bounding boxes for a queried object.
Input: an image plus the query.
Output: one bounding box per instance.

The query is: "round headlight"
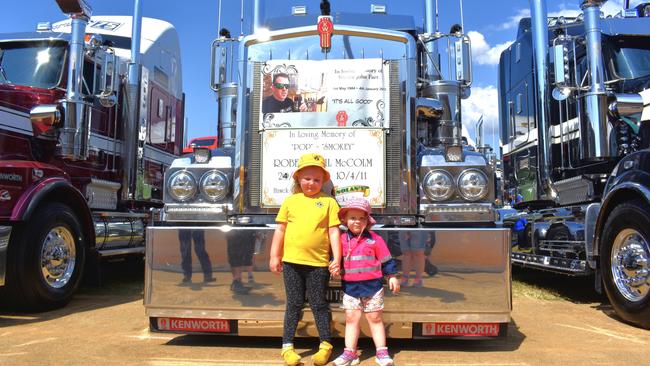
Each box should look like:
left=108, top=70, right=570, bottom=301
left=457, top=169, right=489, bottom=201
left=200, top=170, right=229, bottom=201
left=424, top=170, right=454, bottom=201
left=168, top=170, right=197, bottom=201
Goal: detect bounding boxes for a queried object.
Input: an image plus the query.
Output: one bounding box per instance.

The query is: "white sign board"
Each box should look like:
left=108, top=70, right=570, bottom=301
left=260, top=59, right=390, bottom=129
left=261, top=128, right=385, bottom=207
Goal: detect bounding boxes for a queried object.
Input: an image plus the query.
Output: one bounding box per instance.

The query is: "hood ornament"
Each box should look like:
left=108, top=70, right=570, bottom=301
left=318, top=0, right=333, bottom=52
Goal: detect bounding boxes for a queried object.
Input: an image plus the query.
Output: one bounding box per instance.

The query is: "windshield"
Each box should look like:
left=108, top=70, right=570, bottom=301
left=609, top=38, right=650, bottom=79
left=0, top=40, right=66, bottom=89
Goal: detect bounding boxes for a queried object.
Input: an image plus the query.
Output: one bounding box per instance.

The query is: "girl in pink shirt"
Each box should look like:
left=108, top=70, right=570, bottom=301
left=333, top=198, right=400, bottom=366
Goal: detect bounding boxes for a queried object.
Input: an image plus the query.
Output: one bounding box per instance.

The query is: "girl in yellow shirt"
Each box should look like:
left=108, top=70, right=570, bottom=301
left=270, top=153, right=341, bottom=366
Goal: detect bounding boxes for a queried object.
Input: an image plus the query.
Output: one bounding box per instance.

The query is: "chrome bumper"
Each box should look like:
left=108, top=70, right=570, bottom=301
left=145, top=225, right=511, bottom=338
left=0, top=226, right=11, bottom=286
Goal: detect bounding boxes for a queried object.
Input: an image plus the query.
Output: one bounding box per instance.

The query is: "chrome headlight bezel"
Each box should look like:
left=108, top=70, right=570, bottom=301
left=167, top=170, right=197, bottom=202
left=423, top=169, right=455, bottom=201
left=200, top=170, right=229, bottom=202
left=457, top=169, right=489, bottom=201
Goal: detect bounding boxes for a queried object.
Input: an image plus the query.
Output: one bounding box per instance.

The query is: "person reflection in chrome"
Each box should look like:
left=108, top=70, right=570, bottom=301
left=178, top=229, right=215, bottom=285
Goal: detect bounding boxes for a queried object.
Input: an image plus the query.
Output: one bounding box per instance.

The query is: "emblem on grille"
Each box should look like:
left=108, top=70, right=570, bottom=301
left=317, top=16, right=333, bottom=51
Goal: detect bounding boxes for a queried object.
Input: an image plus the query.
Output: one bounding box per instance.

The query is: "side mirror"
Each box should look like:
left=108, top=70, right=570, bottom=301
left=551, top=44, right=571, bottom=101
left=211, top=38, right=238, bottom=91
left=551, top=45, right=568, bottom=85
left=455, top=37, right=472, bottom=86
left=97, top=50, right=117, bottom=107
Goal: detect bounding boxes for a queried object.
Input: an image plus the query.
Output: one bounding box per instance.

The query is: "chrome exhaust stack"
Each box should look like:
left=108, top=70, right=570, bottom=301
left=580, top=0, right=610, bottom=160
left=530, top=0, right=557, bottom=200
left=123, top=0, right=143, bottom=200
left=55, top=0, right=92, bottom=160
left=419, top=0, right=471, bottom=155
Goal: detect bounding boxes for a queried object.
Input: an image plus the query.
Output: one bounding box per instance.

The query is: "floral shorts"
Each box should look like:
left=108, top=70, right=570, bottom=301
left=341, top=288, right=384, bottom=312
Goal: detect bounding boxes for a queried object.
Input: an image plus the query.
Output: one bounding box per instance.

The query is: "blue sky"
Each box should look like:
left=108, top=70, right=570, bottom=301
left=0, top=0, right=639, bottom=149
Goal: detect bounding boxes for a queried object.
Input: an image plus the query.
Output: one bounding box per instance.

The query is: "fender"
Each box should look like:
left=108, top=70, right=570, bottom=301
left=11, top=176, right=94, bottom=247
left=593, top=150, right=650, bottom=257
left=13, top=177, right=83, bottom=220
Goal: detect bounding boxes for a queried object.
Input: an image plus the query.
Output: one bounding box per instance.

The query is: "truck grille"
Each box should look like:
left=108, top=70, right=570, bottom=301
left=249, top=63, right=262, bottom=207
left=248, top=61, right=402, bottom=208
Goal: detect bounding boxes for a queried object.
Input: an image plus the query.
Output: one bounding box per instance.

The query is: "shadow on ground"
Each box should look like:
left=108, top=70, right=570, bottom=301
left=163, top=319, right=525, bottom=356
left=511, top=266, right=606, bottom=304
left=0, top=258, right=144, bottom=326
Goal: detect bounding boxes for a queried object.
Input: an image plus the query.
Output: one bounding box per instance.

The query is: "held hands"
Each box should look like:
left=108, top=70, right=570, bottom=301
left=388, top=276, right=401, bottom=294
left=269, top=256, right=283, bottom=274
left=328, top=260, right=341, bottom=277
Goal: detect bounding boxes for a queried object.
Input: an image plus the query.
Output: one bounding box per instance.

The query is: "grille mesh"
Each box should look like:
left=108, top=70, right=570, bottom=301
left=385, top=61, right=401, bottom=207
left=249, top=63, right=262, bottom=206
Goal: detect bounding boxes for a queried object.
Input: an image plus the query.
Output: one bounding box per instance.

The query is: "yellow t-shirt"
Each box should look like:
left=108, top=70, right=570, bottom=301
left=276, top=192, right=340, bottom=267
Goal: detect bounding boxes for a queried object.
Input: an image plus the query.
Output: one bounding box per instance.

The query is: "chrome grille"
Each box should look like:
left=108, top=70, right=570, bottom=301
left=386, top=60, right=401, bottom=207
left=249, top=63, right=262, bottom=206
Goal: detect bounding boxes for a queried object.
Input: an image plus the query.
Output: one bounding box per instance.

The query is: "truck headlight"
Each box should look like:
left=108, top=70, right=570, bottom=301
left=457, top=169, right=488, bottom=201
left=200, top=170, right=229, bottom=201
left=168, top=170, right=197, bottom=201
left=424, top=170, right=454, bottom=201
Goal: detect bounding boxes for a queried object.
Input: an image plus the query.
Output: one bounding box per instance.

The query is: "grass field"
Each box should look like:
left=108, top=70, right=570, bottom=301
left=511, top=266, right=603, bottom=303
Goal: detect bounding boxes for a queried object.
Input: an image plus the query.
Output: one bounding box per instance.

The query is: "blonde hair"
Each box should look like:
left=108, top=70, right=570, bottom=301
left=291, top=177, right=302, bottom=194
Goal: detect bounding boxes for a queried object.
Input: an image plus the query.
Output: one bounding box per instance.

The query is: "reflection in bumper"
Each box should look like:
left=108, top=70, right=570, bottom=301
left=0, top=225, right=11, bottom=286
left=145, top=225, right=511, bottom=338
left=162, top=204, right=231, bottom=222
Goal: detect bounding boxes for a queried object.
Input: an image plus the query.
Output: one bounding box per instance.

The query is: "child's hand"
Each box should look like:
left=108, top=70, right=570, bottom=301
left=328, top=260, right=340, bottom=277
left=269, top=256, right=283, bottom=273
left=388, top=276, right=400, bottom=294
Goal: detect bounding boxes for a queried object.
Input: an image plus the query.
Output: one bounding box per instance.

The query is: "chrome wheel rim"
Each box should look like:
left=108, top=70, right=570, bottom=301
left=40, top=226, right=76, bottom=289
left=611, top=228, right=650, bottom=302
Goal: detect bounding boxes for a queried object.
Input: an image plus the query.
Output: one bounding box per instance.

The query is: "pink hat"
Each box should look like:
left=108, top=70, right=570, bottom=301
left=338, top=198, right=376, bottom=225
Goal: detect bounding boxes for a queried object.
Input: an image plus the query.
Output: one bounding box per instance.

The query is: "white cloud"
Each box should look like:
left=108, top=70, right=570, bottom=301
left=461, top=85, right=500, bottom=149
left=602, top=0, right=626, bottom=16
left=468, top=31, right=513, bottom=66
left=549, top=0, right=626, bottom=17
left=498, top=8, right=530, bottom=30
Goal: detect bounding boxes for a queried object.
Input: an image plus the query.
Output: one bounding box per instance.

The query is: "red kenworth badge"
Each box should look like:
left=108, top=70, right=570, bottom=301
left=318, top=16, right=333, bottom=51
left=336, top=110, right=348, bottom=126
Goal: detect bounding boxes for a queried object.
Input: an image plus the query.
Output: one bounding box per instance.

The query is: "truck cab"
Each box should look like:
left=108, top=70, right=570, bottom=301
left=145, top=0, right=510, bottom=338
left=0, top=1, right=184, bottom=310
left=499, top=0, right=650, bottom=329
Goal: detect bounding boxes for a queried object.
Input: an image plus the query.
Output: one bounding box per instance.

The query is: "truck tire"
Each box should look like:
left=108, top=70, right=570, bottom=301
left=600, top=201, right=650, bottom=329
left=6, top=202, right=86, bottom=311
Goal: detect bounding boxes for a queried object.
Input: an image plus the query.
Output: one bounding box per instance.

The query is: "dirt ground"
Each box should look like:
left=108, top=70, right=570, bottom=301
left=1, top=262, right=648, bottom=366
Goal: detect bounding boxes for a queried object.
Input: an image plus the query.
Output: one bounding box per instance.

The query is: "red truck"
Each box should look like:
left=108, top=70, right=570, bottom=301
left=183, top=136, right=218, bottom=154
left=0, top=0, right=184, bottom=310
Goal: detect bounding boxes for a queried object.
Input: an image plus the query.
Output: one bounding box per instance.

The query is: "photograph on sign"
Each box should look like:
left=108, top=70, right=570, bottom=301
left=260, top=59, right=390, bottom=129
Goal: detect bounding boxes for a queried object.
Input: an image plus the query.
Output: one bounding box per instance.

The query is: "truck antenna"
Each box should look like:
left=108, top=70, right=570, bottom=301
left=459, top=0, right=465, bottom=36
left=240, top=0, right=244, bottom=36
left=217, top=0, right=222, bottom=37
left=435, top=0, right=439, bottom=33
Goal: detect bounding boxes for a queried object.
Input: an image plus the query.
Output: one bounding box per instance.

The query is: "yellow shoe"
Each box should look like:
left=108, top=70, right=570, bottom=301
left=281, top=346, right=301, bottom=366
left=311, top=341, right=333, bottom=366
